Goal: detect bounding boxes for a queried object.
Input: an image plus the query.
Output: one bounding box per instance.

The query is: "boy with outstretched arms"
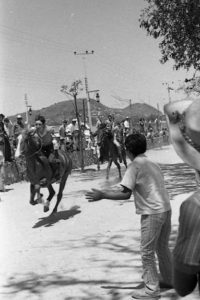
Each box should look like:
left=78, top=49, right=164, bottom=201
left=86, top=133, right=172, bottom=299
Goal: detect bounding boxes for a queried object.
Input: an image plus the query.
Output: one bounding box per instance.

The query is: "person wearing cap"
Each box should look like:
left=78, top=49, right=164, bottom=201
left=13, top=115, right=25, bottom=148
left=124, top=116, right=130, bottom=136
left=59, top=119, right=68, bottom=139
left=164, top=98, right=200, bottom=297
left=66, top=119, right=79, bottom=150
left=66, top=119, right=77, bottom=135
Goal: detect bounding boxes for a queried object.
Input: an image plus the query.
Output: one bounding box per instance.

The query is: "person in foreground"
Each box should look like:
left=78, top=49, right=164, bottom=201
left=164, top=98, right=200, bottom=297
left=86, top=133, right=172, bottom=299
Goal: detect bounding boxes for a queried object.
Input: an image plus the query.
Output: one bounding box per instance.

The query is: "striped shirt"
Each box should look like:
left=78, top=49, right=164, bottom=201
left=173, top=190, right=200, bottom=271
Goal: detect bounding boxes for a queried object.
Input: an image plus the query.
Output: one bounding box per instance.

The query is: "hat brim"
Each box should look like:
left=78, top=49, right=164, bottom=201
left=164, top=99, right=200, bottom=171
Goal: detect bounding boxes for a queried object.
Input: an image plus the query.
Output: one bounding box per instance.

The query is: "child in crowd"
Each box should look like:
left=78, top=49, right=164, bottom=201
left=86, top=133, right=172, bottom=299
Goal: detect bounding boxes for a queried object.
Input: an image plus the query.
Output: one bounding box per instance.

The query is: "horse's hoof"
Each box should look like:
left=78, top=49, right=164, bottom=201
left=30, top=200, right=38, bottom=206
left=43, top=200, right=50, bottom=212
left=44, top=205, right=50, bottom=212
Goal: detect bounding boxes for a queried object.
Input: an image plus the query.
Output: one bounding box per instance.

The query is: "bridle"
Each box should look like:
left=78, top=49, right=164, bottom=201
left=23, top=132, right=43, bottom=159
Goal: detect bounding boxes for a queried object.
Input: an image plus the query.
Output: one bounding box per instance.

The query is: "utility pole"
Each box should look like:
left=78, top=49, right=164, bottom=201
left=24, top=93, right=28, bottom=125
left=162, top=82, right=174, bottom=102
left=61, top=81, right=85, bottom=172
left=24, top=94, right=32, bottom=128
left=74, top=50, right=94, bottom=130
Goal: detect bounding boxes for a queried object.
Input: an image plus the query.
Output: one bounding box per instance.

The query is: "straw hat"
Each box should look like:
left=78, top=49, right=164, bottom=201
left=164, top=98, right=200, bottom=171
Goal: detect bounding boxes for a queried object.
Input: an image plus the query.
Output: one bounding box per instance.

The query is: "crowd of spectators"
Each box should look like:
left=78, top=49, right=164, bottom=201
left=0, top=112, right=169, bottom=164
left=0, top=114, right=26, bottom=163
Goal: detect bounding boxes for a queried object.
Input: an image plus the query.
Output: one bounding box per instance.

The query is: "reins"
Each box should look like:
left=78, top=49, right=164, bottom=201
left=24, top=133, right=43, bottom=159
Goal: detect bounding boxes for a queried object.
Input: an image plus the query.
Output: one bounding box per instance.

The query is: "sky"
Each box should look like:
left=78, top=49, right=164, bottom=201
left=0, top=0, right=194, bottom=117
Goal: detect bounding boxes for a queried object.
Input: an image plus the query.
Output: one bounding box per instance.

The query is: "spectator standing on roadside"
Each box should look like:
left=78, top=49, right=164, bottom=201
left=59, top=119, right=68, bottom=139
left=13, top=115, right=25, bottom=148
left=139, top=118, right=145, bottom=134
left=59, top=119, right=68, bottom=150
left=66, top=119, right=77, bottom=135
left=124, top=116, right=130, bottom=136
left=96, top=114, right=103, bottom=130
left=0, top=121, right=12, bottom=162
left=3, top=118, right=13, bottom=139
left=66, top=119, right=79, bottom=150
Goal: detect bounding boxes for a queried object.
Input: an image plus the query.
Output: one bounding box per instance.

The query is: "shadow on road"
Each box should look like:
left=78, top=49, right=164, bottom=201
left=32, top=206, right=81, bottom=228
left=160, top=163, right=196, bottom=199
left=3, top=225, right=199, bottom=299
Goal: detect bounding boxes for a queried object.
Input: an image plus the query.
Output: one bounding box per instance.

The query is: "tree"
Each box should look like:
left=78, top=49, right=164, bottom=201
left=177, top=75, right=200, bottom=96
left=139, top=0, right=200, bottom=71
left=61, top=80, right=85, bottom=172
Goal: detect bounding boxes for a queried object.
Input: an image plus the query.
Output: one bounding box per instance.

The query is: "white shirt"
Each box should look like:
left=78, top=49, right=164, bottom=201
left=121, top=154, right=171, bottom=215
left=66, top=123, right=76, bottom=134
left=124, top=120, right=130, bottom=128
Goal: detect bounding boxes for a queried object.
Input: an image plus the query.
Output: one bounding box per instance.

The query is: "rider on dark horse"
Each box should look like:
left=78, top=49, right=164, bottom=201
left=33, top=115, right=60, bottom=181
left=105, top=114, right=123, bottom=163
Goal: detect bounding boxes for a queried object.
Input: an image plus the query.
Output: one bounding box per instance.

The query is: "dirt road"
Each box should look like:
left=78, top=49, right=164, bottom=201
left=0, top=145, right=199, bottom=300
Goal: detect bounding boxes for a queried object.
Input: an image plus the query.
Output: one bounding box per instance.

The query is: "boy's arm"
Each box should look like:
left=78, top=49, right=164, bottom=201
left=85, top=185, right=132, bottom=202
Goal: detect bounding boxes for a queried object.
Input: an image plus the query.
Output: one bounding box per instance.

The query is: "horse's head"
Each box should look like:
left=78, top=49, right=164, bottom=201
left=15, top=129, right=41, bottom=158
left=95, top=123, right=106, bottom=146
left=96, top=123, right=114, bottom=148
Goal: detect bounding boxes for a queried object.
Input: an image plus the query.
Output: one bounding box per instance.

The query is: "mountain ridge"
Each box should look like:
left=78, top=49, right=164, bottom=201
left=9, top=98, right=162, bottom=126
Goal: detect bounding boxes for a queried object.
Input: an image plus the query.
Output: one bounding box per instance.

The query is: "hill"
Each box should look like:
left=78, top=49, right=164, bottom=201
left=9, top=98, right=162, bottom=127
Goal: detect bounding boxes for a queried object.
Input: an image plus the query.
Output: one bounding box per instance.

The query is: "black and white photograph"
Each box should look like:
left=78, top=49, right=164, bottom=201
left=0, top=1, right=200, bottom=299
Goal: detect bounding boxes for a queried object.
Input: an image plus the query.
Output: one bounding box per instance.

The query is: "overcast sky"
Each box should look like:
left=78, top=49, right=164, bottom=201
left=0, top=0, right=194, bottom=117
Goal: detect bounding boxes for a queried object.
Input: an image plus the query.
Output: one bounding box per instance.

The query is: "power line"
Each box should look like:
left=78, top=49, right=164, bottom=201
left=0, top=24, right=74, bottom=52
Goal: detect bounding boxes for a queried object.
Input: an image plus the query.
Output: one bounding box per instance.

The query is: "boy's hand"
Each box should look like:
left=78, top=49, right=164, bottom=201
left=85, top=189, right=103, bottom=202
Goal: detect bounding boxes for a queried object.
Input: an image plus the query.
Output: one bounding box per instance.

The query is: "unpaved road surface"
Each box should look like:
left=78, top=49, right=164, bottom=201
left=0, top=145, right=199, bottom=300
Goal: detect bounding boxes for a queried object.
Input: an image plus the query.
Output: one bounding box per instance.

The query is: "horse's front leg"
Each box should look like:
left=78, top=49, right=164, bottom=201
left=114, top=160, right=122, bottom=179
left=43, top=184, right=55, bottom=213
left=122, top=151, right=128, bottom=168
left=29, top=183, right=38, bottom=205
left=97, top=157, right=100, bottom=171
left=51, top=172, right=69, bottom=214
left=106, top=160, right=112, bottom=179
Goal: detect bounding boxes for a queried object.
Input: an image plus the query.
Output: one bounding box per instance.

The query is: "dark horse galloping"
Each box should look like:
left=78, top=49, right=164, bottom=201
left=95, top=123, right=127, bottom=179
left=15, top=130, right=72, bottom=215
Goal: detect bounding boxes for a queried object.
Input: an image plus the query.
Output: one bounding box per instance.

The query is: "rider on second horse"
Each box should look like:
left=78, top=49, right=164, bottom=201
left=34, top=115, right=60, bottom=181
left=105, top=115, right=123, bottom=163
